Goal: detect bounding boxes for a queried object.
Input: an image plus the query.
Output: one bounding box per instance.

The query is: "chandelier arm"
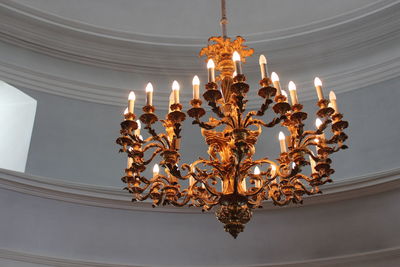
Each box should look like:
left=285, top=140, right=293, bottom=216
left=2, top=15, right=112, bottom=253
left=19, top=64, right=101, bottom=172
left=208, top=101, right=225, bottom=118
left=143, top=148, right=163, bottom=166
left=142, top=142, right=164, bottom=153
left=143, top=125, right=168, bottom=148
left=271, top=195, right=294, bottom=207
left=192, top=118, right=224, bottom=130
left=255, top=99, right=274, bottom=117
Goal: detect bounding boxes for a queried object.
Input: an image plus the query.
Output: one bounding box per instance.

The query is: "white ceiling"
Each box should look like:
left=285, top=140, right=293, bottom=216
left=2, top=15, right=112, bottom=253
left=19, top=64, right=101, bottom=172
left=10, top=0, right=378, bottom=38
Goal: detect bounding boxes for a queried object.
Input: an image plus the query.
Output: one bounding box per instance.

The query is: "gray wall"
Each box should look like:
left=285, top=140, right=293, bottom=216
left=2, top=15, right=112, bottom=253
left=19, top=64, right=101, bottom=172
left=23, top=76, right=400, bottom=186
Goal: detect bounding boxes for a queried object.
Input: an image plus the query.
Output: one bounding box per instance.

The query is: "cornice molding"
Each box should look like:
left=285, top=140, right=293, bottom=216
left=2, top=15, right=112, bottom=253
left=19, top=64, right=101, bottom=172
left=1, top=167, right=399, bottom=213
left=1, top=55, right=399, bottom=108
left=0, top=0, right=399, bottom=73
left=0, top=246, right=399, bottom=267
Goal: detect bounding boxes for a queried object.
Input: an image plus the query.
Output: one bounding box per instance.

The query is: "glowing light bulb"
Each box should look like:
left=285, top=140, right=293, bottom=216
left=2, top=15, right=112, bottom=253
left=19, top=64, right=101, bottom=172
left=128, top=91, right=136, bottom=113
left=145, top=82, right=153, bottom=92
left=145, top=82, right=153, bottom=106
left=172, top=80, right=180, bottom=104
left=279, top=131, right=285, bottom=140
left=271, top=72, right=279, bottom=82
left=288, top=81, right=298, bottom=104
left=254, top=166, right=261, bottom=175
left=128, top=91, right=136, bottom=101
left=288, top=81, right=296, bottom=91
left=207, top=59, right=215, bottom=82
left=172, top=80, right=180, bottom=91
left=314, top=77, right=324, bottom=100
left=153, top=164, right=159, bottom=176
left=281, top=90, right=288, bottom=98
left=314, top=77, right=322, bottom=87
left=315, top=118, right=323, bottom=128
left=232, top=51, right=241, bottom=62
left=329, top=91, right=336, bottom=100
left=192, top=75, right=200, bottom=100
left=192, top=75, right=200, bottom=86
left=292, top=162, right=296, bottom=169
left=278, top=131, right=287, bottom=153
left=207, top=59, right=215, bottom=69
left=123, top=107, right=128, bottom=115
left=329, top=90, right=338, bottom=113
left=259, top=54, right=267, bottom=65
left=233, top=70, right=237, bottom=77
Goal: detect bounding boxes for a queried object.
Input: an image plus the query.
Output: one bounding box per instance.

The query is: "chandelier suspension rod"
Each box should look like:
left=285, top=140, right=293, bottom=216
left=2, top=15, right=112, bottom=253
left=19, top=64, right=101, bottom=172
left=220, top=0, right=228, bottom=38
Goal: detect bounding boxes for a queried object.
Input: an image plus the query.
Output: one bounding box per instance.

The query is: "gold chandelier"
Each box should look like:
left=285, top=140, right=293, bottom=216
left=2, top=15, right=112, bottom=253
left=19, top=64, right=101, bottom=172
left=116, top=0, right=348, bottom=238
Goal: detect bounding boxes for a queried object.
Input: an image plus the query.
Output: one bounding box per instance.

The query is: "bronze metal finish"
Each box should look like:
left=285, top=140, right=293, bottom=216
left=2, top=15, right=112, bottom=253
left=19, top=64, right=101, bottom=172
left=116, top=36, right=348, bottom=238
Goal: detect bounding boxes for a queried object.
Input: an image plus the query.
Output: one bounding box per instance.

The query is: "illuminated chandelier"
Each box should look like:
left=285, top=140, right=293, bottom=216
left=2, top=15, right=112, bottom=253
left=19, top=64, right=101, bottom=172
left=116, top=0, right=348, bottom=238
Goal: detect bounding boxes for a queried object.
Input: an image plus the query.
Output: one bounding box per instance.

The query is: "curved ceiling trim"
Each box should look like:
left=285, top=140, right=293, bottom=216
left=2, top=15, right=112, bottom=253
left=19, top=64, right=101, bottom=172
left=1, top=56, right=400, bottom=109
left=1, top=167, right=399, bottom=213
left=0, top=1, right=400, bottom=72
left=1, top=0, right=398, bottom=45
left=1, top=246, right=399, bottom=267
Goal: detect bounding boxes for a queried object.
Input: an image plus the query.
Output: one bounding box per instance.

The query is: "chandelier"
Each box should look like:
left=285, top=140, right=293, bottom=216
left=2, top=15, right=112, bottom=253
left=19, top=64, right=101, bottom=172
left=116, top=0, right=348, bottom=238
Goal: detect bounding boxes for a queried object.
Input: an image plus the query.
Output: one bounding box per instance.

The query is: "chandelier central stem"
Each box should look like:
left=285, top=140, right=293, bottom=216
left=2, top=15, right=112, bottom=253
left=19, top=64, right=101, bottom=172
left=220, top=0, right=228, bottom=38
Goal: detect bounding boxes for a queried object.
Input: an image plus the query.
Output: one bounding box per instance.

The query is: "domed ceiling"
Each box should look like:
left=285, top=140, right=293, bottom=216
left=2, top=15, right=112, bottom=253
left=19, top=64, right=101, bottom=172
left=0, top=0, right=400, bottom=106
left=8, top=0, right=379, bottom=38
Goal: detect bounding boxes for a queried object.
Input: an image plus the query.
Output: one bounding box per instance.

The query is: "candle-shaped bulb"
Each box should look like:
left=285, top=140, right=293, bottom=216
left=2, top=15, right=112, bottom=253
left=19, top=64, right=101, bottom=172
left=281, top=90, right=288, bottom=98
left=279, top=131, right=285, bottom=140
left=192, top=75, right=200, bottom=86
left=314, top=77, right=324, bottom=100
left=153, top=164, right=159, bottom=176
left=278, top=131, right=287, bottom=153
left=145, top=82, right=153, bottom=93
left=128, top=91, right=136, bottom=113
left=288, top=81, right=298, bottom=105
left=232, top=51, right=242, bottom=74
left=192, top=75, right=200, bottom=100
left=172, top=80, right=180, bottom=104
left=259, top=54, right=268, bottom=79
left=172, top=80, right=180, bottom=91
left=329, top=90, right=339, bottom=113
left=271, top=72, right=281, bottom=95
left=207, top=59, right=215, bottom=69
left=128, top=91, right=136, bottom=101
left=271, top=72, right=279, bottom=82
left=314, top=77, right=322, bottom=87
left=254, top=166, right=261, bottom=175
left=259, top=54, right=267, bottom=65
left=315, top=118, right=323, bottom=128
left=271, top=164, right=277, bottom=176
left=329, top=91, right=336, bottom=100
left=145, top=82, right=153, bottom=106
left=292, top=162, right=296, bottom=169
left=123, top=107, right=128, bottom=115
left=232, top=51, right=241, bottom=62
left=207, top=59, right=215, bottom=82
left=288, top=81, right=296, bottom=91
left=233, top=70, right=237, bottom=77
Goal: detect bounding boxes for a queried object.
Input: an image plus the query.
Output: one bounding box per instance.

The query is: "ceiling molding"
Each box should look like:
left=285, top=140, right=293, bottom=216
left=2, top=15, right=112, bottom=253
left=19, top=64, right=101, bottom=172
left=0, top=167, right=399, bottom=213
left=0, top=0, right=399, bottom=73
left=1, top=55, right=399, bottom=109
left=1, top=245, right=399, bottom=267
